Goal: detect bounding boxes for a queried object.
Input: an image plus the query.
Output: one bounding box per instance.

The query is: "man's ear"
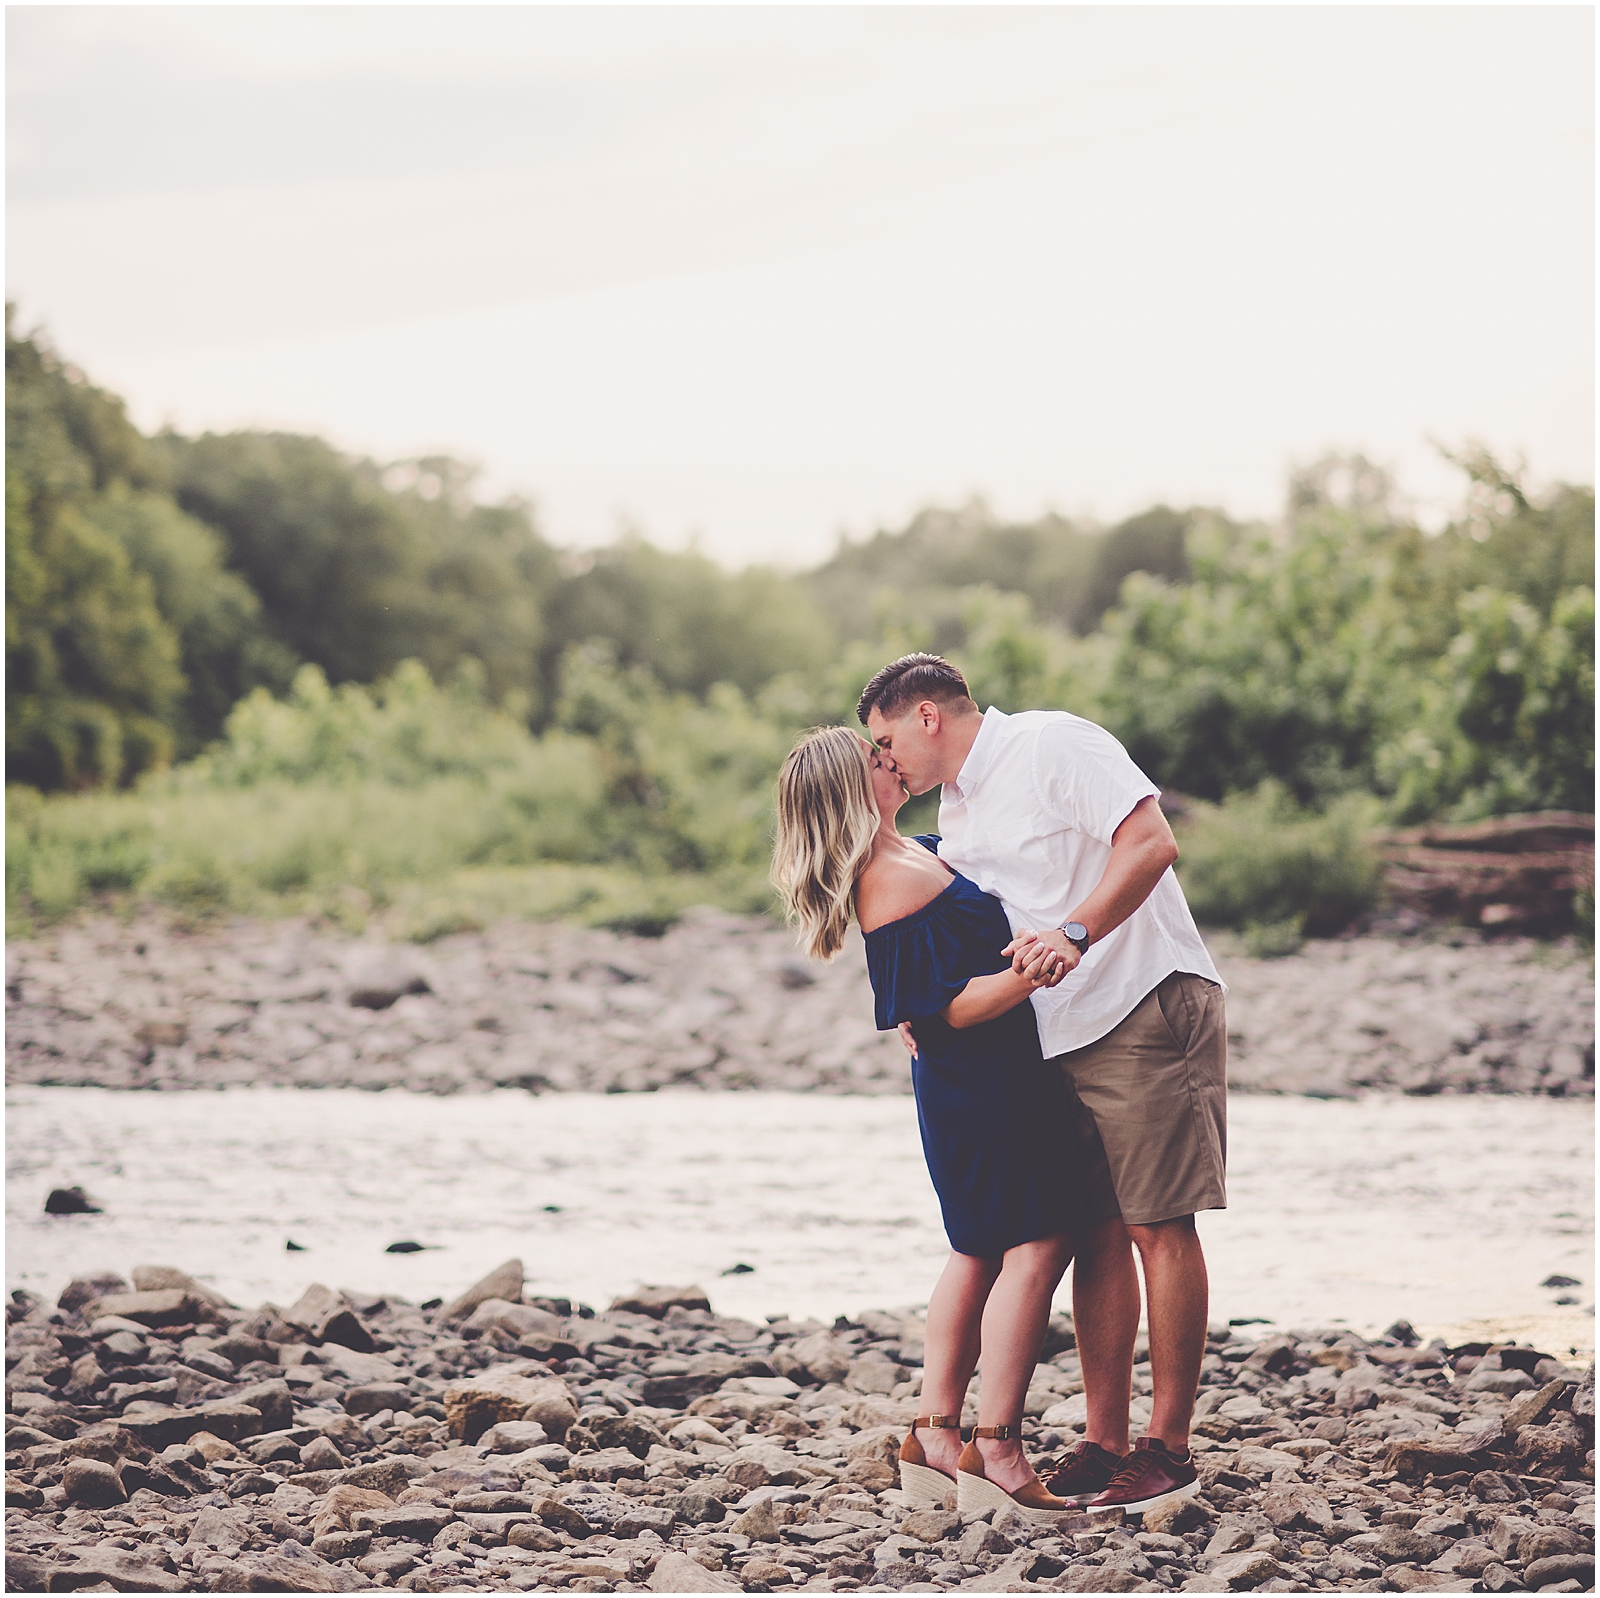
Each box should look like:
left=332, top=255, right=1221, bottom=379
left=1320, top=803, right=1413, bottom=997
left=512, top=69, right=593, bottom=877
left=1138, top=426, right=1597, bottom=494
left=919, top=700, right=942, bottom=735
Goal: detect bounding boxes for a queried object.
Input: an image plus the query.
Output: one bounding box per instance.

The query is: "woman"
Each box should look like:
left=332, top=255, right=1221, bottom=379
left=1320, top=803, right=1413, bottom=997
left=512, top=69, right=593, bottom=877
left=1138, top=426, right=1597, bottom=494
left=773, top=725, right=1085, bottom=1519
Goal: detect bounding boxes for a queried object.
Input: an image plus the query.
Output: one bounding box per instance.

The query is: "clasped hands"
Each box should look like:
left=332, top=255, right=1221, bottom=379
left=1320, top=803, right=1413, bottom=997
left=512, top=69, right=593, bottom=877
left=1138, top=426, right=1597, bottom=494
left=895, top=928, right=1078, bottom=1059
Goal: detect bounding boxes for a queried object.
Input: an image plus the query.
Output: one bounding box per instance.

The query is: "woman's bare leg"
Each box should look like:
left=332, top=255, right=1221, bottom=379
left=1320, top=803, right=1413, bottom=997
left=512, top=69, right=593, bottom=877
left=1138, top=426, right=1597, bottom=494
left=916, top=1250, right=1002, bottom=1475
left=973, top=1232, right=1075, bottom=1492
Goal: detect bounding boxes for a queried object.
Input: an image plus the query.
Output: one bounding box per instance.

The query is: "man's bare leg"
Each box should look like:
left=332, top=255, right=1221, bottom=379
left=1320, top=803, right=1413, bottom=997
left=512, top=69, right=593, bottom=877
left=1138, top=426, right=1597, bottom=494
left=1125, top=1215, right=1208, bottom=1451
left=1070, top=1216, right=1140, bottom=1455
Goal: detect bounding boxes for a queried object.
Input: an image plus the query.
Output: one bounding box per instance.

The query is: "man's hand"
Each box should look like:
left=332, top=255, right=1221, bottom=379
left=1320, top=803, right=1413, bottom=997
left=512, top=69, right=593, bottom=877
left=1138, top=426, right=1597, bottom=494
left=898, top=1021, right=918, bottom=1060
left=1003, top=929, right=1080, bottom=988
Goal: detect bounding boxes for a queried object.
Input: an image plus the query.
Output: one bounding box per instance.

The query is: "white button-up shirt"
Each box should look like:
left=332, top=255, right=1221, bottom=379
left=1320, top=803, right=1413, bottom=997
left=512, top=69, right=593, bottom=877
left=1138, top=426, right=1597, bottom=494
left=936, top=706, right=1224, bottom=1057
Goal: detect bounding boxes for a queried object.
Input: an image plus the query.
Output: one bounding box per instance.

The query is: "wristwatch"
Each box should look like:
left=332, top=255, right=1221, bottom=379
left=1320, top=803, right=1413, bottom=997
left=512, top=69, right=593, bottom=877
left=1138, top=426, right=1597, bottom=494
left=1060, top=921, right=1090, bottom=954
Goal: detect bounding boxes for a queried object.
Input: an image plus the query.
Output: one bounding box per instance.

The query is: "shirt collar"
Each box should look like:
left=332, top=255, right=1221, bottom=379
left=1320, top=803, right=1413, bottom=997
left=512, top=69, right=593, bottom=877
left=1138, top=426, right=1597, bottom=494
left=946, top=706, right=1008, bottom=800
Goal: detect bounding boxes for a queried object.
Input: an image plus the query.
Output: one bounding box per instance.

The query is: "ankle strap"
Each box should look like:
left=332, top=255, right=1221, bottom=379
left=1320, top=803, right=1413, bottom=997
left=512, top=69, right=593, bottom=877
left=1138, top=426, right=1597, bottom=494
left=970, top=1423, right=1020, bottom=1440
left=913, top=1414, right=961, bottom=1430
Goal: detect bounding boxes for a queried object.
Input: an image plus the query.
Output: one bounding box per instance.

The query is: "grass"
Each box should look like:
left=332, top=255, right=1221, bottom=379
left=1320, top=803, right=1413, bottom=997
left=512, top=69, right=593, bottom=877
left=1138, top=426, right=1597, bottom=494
left=5, top=776, right=773, bottom=941
left=1173, top=781, right=1386, bottom=949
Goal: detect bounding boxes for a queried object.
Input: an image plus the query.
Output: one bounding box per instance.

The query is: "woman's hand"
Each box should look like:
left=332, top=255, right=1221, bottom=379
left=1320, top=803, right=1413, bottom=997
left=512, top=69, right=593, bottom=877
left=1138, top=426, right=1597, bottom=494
left=898, top=1021, right=918, bottom=1060
left=1003, top=929, right=1079, bottom=988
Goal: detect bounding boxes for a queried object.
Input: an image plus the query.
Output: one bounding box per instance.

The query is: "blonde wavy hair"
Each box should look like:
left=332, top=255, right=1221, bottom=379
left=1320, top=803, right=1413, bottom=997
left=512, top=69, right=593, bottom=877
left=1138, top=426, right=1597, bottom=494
left=773, top=725, right=879, bottom=961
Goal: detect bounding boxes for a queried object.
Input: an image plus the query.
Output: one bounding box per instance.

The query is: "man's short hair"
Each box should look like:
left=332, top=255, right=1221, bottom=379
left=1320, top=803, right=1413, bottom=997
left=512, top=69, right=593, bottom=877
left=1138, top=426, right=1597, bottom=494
left=856, top=653, right=976, bottom=726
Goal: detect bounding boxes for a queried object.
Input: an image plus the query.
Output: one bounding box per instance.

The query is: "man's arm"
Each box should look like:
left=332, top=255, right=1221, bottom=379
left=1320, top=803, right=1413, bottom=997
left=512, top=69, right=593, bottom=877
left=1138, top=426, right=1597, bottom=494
left=1004, top=795, right=1179, bottom=984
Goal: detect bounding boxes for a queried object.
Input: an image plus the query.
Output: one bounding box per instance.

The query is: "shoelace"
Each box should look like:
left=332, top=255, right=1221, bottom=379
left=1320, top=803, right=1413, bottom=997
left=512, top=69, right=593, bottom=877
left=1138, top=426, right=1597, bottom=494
left=1103, top=1445, right=1169, bottom=1491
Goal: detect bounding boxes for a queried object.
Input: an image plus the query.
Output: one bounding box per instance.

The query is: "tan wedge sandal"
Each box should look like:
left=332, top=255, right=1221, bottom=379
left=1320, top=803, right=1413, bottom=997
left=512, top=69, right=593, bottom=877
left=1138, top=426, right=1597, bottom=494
left=898, top=1414, right=961, bottom=1508
left=956, top=1423, right=1077, bottom=1522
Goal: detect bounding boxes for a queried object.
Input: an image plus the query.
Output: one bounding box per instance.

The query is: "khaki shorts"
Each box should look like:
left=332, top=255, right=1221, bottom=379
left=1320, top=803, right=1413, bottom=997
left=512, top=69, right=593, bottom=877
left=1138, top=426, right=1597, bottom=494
left=1051, top=971, right=1228, bottom=1227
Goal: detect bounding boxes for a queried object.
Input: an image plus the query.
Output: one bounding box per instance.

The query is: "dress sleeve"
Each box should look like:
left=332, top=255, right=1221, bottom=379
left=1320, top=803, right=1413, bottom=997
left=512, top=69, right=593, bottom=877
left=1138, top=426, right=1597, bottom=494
left=864, top=911, right=972, bottom=1030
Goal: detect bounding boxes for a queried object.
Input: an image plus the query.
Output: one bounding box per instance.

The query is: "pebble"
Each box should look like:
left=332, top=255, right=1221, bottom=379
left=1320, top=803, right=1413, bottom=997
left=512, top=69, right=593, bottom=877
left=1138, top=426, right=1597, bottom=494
left=4, top=1261, right=1594, bottom=1593
left=6, top=912, right=1592, bottom=1099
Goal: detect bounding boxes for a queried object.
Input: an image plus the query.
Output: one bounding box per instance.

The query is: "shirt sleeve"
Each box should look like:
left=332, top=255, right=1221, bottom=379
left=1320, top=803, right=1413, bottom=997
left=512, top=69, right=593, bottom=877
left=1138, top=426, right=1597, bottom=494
left=1032, top=715, right=1160, bottom=847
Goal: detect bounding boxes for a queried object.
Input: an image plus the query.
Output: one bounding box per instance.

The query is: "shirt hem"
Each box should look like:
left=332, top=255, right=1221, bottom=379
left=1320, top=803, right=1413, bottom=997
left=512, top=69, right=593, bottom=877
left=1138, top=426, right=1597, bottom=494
left=1039, top=965, right=1222, bottom=1060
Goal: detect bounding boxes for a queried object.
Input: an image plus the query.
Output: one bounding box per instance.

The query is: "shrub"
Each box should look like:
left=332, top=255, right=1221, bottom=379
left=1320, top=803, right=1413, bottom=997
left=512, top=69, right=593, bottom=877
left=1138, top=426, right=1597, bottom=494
left=1175, top=782, right=1384, bottom=939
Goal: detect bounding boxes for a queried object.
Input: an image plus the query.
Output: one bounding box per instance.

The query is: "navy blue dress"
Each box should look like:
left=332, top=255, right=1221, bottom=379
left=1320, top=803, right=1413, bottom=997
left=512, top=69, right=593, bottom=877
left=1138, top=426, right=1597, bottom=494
left=863, top=836, right=1083, bottom=1257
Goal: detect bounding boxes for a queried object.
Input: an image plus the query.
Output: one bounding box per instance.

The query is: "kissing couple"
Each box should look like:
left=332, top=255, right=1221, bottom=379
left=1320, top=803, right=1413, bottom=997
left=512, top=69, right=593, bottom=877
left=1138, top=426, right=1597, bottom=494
left=773, top=653, right=1228, bottom=1521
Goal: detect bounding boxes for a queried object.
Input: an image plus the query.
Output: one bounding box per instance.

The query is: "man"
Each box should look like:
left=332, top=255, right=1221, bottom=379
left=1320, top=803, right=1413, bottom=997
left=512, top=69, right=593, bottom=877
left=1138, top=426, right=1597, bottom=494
left=859, top=652, right=1226, bottom=1514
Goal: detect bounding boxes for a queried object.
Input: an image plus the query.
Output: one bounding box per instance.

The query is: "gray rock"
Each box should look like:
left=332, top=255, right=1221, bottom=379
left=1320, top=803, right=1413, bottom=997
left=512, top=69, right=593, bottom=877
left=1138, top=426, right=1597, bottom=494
left=343, top=1382, right=413, bottom=1416
left=281, top=1284, right=375, bottom=1352
left=1466, top=1363, right=1536, bottom=1396
left=298, top=1435, right=343, bottom=1471
left=310, top=1530, right=372, bottom=1560
left=1207, top=1549, right=1288, bottom=1589
left=61, top=1457, right=126, bottom=1508
left=1524, top=1553, right=1595, bottom=1589
left=80, top=1288, right=212, bottom=1328
left=58, top=1273, right=130, bottom=1315
left=783, top=1330, right=852, bottom=1386
left=350, top=1504, right=458, bottom=1539
left=648, top=1550, right=739, bottom=1591
left=130, top=1264, right=234, bottom=1310
left=479, top=1419, right=549, bottom=1453
left=440, top=1258, right=524, bottom=1322
left=608, top=1285, right=712, bottom=1318
left=208, top=1547, right=370, bottom=1592
left=49, top=1548, right=184, bottom=1593
left=1572, top=1362, right=1595, bottom=1422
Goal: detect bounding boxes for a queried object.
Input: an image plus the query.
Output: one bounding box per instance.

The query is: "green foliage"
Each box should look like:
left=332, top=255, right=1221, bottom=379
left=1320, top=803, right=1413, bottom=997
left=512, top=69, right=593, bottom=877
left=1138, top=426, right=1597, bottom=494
left=545, top=538, right=831, bottom=701
left=5, top=327, right=1591, bottom=946
left=5, top=320, right=185, bottom=788
left=80, top=485, right=296, bottom=754
left=1377, top=585, right=1595, bottom=823
left=6, top=655, right=786, bottom=933
left=5, top=312, right=295, bottom=780
left=552, top=642, right=801, bottom=876
left=189, top=659, right=537, bottom=788
left=162, top=435, right=560, bottom=711
left=1174, top=783, right=1385, bottom=939
left=806, top=499, right=1198, bottom=647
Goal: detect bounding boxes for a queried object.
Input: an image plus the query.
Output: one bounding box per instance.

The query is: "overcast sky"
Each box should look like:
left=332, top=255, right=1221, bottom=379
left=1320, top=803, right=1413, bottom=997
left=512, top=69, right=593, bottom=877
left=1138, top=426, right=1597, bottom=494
left=7, top=6, right=1594, bottom=565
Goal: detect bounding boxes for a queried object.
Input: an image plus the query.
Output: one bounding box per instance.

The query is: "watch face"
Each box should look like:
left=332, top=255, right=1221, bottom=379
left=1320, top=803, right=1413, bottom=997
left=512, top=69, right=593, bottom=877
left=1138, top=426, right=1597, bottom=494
left=1064, top=922, right=1089, bottom=944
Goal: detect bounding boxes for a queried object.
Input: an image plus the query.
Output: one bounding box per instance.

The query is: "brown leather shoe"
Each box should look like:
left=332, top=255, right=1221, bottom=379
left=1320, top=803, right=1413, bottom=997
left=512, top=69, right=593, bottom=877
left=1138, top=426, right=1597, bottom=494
left=1087, top=1436, right=1199, bottom=1513
left=1043, top=1440, right=1125, bottom=1505
left=956, top=1425, right=1078, bottom=1522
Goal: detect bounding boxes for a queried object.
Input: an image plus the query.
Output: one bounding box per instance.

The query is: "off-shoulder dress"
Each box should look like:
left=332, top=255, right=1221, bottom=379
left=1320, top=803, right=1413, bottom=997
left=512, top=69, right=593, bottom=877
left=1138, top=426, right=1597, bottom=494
left=863, top=835, right=1085, bottom=1257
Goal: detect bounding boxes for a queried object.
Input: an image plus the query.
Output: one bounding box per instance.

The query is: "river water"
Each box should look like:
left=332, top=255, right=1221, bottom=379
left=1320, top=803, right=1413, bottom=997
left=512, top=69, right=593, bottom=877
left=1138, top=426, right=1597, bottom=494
left=6, top=1087, right=1593, bottom=1354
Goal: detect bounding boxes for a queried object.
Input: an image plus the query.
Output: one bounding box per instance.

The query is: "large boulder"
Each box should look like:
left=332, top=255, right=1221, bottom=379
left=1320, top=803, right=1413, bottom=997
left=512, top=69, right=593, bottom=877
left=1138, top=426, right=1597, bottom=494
left=443, top=1366, right=577, bottom=1443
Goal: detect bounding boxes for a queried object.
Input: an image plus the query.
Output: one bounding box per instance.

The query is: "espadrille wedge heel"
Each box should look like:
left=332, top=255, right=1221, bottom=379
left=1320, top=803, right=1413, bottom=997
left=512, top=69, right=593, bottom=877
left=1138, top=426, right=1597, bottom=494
left=897, top=1414, right=961, bottom=1508
left=955, top=1424, right=1077, bottom=1522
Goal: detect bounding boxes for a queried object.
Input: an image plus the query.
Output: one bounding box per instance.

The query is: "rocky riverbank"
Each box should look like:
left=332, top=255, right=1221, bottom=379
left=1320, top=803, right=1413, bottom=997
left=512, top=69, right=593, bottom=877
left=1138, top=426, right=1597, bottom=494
left=5, top=1260, right=1595, bottom=1595
left=5, top=912, right=1594, bottom=1099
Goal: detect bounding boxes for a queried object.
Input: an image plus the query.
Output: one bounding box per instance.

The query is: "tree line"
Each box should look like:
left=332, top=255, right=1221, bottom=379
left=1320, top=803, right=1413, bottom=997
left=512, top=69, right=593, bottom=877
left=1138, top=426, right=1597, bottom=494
left=6, top=308, right=1593, bottom=840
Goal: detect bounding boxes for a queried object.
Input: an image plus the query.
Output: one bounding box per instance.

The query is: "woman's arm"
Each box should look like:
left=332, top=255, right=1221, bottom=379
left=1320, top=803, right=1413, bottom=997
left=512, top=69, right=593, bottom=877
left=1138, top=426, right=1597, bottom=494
left=939, top=940, right=1053, bottom=1029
